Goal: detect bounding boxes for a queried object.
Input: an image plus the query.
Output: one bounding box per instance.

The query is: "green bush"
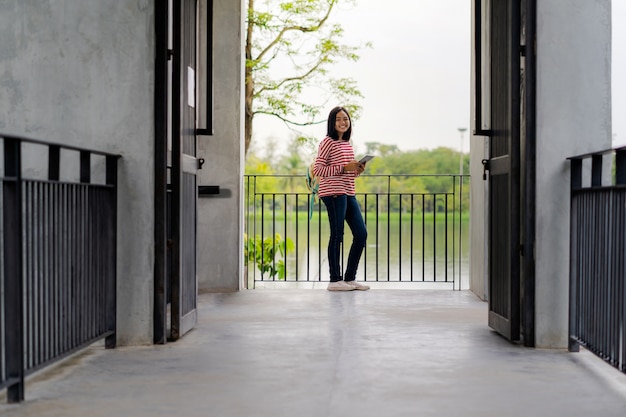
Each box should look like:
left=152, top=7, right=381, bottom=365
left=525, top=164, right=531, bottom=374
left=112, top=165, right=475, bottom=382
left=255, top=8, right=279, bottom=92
left=244, top=233, right=295, bottom=280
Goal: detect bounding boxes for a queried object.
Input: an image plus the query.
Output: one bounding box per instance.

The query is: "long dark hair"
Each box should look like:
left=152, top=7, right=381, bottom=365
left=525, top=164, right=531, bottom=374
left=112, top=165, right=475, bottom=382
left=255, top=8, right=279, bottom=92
left=326, top=106, right=352, bottom=141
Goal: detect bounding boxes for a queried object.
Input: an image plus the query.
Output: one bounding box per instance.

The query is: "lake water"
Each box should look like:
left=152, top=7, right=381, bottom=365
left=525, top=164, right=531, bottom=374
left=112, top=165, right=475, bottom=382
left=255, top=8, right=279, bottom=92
left=246, top=215, right=470, bottom=289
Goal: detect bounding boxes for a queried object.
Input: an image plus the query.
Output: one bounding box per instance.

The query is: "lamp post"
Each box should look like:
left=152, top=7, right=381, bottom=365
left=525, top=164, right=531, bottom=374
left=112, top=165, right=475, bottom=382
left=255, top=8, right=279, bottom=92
left=458, top=127, right=467, bottom=175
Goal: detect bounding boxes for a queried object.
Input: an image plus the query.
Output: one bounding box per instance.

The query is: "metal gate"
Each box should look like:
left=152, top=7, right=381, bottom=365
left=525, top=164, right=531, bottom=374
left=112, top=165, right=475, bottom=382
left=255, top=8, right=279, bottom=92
left=154, top=0, right=199, bottom=343
left=475, top=0, right=529, bottom=342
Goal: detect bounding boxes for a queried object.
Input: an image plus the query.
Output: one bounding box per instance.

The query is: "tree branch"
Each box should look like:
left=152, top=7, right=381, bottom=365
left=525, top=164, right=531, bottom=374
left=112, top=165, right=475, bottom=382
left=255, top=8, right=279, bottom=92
left=253, top=110, right=327, bottom=126
left=255, top=0, right=336, bottom=64
left=255, top=58, right=326, bottom=97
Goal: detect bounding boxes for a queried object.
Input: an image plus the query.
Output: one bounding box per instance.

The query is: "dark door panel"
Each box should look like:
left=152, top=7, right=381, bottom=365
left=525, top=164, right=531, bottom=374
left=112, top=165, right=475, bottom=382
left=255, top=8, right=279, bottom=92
left=485, top=0, right=521, bottom=341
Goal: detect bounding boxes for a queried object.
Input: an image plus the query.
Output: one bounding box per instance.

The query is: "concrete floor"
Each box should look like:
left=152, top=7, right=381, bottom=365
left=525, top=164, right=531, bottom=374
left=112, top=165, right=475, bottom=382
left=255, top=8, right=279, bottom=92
left=2, top=289, right=626, bottom=417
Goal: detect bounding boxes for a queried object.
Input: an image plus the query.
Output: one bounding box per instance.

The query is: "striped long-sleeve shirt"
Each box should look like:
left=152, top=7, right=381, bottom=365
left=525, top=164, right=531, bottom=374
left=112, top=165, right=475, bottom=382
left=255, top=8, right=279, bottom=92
left=313, top=136, right=360, bottom=197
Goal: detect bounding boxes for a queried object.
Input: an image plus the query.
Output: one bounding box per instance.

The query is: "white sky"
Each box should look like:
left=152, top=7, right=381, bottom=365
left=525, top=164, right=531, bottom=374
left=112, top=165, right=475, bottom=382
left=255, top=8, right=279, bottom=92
left=252, top=0, right=626, bottom=155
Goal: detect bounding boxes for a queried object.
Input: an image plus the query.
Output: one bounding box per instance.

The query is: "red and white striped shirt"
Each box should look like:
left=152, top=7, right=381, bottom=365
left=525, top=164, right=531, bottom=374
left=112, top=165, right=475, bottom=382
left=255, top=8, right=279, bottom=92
left=313, top=136, right=360, bottom=197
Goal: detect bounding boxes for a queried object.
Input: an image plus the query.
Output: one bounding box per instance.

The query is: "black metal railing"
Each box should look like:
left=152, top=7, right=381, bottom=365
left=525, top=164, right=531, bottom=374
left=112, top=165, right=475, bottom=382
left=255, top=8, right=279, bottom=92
left=568, top=147, right=626, bottom=373
left=244, top=174, right=468, bottom=289
left=0, top=134, right=120, bottom=402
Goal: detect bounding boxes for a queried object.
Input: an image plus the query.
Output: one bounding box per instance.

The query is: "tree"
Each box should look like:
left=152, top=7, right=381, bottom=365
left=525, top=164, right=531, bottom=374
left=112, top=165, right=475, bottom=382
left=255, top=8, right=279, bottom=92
left=245, top=0, right=368, bottom=155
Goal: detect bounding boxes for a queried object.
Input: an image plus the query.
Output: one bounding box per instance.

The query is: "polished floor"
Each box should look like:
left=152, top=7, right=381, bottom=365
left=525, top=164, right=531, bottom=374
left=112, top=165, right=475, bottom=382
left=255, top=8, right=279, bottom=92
left=2, top=289, right=626, bottom=417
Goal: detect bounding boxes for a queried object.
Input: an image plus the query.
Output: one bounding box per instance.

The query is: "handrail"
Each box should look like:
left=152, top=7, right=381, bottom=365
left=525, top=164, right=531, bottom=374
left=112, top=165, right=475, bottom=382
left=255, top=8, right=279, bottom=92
left=0, top=133, right=122, bottom=158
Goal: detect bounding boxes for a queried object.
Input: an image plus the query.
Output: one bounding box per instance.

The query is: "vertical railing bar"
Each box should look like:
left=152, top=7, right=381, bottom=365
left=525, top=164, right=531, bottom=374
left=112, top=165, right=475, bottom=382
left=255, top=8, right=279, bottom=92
left=410, top=194, right=414, bottom=282
left=443, top=193, right=446, bottom=282
left=43, top=184, right=51, bottom=363
left=25, top=182, right=33, bottom=371
left=52, top=183, right=59, bottom=358
left=72, top=183, right=79, bottom=350
left=387, top=176, right=391, bottom=282
left=622, top=192, right=626, bottom=370
left=452, top=177, right=456, bottom=287
left=610, top=190, right=618, bottom=363
left=84, top=184, right=89, bottom=343
left=89, top=186, right=94, bottom=340
left=72, top=184, right=78, bottom=349
left=67, top=184, right=73, bottom=350
left=63, top=182, right=69, bottom=352
left=44, top=182, right=51, bottom=361
left=375, top=195, right=379, bottom=281
left=77, top=185, right=83, bottom=349
left=295, top=194, right=299, bottom=281
left=306, top=194, right=310, bottom=281
left=605, top=189, right=615, bottom=360
left=453, top=175, right=464, bottom=291
left=97, top=187, right=103, bottom=338
left=96, top=188, right=103, bottom=335
left=31, top=182, right=38, bottom=368
left=260, top=194, right=265, bottom=282
left=433, top=194, right=437, bottom=281
left=85, top=186, right=91, bottom=342
left=398, top=193, right=402, bottom=282
left=318, top=199, right=322, bottom=281
left=24, top=181, right=31, bottom=370
left=36, top=181, right=44, bottom=367
left=63, top=183, right=70, bottom=354
left=283, top=194, right=287, bottom=281
left=588, top=192, right=594, bottom=348
left=602, top=191, right=608, bottom=360
left=58, top=183, right=64, bottom=356
left=363, top=193, right=369, bottom=281
left=422, top=194, right=425, bottom=282
left=271, top=194, right=276, bottom=282
left=251, top=176, right=255, bottom=287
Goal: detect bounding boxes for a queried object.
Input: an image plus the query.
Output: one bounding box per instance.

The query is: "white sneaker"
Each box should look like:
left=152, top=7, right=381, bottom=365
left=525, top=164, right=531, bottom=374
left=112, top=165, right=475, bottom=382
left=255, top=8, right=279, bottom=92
left=345, top=280, right=370, bottom=291
left=327, top=281, right=355, bottom=291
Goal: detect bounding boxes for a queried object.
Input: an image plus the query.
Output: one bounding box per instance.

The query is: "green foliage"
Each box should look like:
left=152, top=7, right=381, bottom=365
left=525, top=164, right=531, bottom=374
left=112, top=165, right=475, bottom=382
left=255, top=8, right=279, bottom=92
left=245, top=144, right=471, bottom=214
left=244, top=233, right=295, bottom=279
left=245, top=0, right=369, bottom=153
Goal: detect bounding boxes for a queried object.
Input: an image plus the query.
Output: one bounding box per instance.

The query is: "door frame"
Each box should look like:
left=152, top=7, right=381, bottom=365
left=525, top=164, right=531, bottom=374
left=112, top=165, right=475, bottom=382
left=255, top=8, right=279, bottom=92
left=154, top=0, right=200, bottom=343
left=474, top=0, right=536, bottom=345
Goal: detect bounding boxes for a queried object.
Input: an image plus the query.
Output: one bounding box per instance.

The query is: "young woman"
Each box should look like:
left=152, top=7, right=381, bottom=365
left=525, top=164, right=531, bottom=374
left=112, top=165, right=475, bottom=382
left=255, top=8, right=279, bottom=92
left=313, top=106, right=369, bottom=291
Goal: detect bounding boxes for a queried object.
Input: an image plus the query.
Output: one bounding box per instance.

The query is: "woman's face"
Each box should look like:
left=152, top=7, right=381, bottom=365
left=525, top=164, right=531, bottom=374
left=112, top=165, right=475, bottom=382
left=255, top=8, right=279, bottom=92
left=334, top=110, right=350, bottom=138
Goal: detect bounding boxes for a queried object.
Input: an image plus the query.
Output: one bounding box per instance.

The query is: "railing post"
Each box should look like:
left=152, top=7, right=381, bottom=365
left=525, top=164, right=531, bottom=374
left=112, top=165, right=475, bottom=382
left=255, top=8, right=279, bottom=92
left=591, top=154, right=602, bottom=187
left=3, top=138, right=25, bottom=402
left=105, top=155, right=118, bottom=349
left=48, top=145, right=60, bottom=181
left=570, top=158, right=582, bottom=190
left=615, top=148, right=626, bottom=186
left=80, top=151, right=91, bottom=183
left=568, top=156, right=580, bottom=353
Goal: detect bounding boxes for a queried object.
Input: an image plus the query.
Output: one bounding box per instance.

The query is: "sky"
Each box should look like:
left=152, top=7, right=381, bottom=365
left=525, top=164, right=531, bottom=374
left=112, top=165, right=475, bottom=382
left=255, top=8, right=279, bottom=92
left=252, top=0, right=626, bottom=155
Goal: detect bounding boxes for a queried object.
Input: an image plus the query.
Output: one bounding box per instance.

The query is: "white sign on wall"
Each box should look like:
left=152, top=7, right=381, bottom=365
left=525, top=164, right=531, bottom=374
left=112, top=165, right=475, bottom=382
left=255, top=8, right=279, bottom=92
left=188, top=66, right=195, bottom=108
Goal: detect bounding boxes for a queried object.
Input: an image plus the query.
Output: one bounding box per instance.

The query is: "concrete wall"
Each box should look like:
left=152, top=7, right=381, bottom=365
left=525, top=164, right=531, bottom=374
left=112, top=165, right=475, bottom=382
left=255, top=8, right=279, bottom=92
left=196, top=0, right=245, bottom=292
left=0, top=1, right=156, bottom=345
left=534, top=0, right=612, bottom=347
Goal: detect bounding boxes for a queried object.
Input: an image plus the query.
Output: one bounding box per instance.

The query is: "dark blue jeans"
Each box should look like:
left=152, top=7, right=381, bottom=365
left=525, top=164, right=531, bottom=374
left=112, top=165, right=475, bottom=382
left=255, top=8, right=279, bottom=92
left=321, top=195, right=367, bottom=282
